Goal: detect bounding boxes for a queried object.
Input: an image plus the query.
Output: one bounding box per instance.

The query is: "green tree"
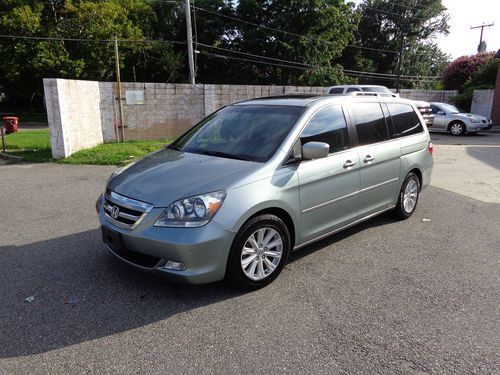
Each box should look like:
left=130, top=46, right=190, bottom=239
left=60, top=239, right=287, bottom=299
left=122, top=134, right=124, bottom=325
left=201, top=0, right=358, bottom=85
left=340, top=0, right=450, bottom=88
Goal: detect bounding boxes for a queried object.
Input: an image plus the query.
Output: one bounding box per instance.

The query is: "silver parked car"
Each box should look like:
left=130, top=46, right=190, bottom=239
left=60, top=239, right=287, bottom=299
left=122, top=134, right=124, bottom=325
left=430, top=102, right=493, bottom=135
left=97, top=95, right=434, bottom=289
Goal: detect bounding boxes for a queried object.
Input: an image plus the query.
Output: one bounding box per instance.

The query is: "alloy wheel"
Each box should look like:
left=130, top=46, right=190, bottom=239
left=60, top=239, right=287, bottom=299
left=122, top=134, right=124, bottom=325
left=403, top=179, right=418, bottom=213
left=240, top=228, right=283, bottom=281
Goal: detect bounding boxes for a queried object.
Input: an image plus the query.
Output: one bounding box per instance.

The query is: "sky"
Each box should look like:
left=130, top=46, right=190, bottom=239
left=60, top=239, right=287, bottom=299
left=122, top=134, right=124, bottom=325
left=349, top=0, right=500, bottom=60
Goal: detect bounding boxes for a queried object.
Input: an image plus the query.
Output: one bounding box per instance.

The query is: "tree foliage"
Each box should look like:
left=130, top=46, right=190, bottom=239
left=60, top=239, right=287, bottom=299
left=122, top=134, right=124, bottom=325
left=340, top=0, right=450, bottom=88
left=442, top=53, right=495, bottom=90
left=451, top=54, right=498, bottom=111
left=0, top=0, right=453, bottom=107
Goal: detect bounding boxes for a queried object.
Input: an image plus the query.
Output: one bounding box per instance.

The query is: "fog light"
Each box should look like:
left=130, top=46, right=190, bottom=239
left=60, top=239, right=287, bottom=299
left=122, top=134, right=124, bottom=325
left=164, top=260, right=186, bottom=271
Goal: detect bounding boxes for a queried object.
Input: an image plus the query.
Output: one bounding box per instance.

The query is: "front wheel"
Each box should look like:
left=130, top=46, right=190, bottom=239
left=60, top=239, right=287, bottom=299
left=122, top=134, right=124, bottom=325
left=393, top=172, right=421, bottom=220
left=225, top=215, right=291, bottom=290
left=449, top=121, right=465, bottom=136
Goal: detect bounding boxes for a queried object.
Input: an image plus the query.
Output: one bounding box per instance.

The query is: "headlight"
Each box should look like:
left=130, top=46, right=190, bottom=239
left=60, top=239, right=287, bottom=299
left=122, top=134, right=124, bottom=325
left=470, top=118, right=482, bottom=123
left=155, top=190, right=227, bottom=228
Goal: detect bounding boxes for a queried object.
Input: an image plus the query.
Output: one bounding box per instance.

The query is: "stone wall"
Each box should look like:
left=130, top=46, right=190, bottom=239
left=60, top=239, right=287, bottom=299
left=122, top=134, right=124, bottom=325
left=471, top=90, right=494, bottom=118
left=491, top=63, right=500, bottom=126
left=398, top=89, right=458, bottom=103
left=43, top=79, right=103, bottom=159
left=101, top=83, right=325, bottom=142
left=43, top=79, right=459, bottom=158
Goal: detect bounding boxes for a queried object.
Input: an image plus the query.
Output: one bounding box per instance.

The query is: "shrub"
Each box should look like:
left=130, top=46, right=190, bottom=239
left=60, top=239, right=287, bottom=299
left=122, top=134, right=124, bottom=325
left=452, top=58, right=498, bottom=111
left=443, top=53, right=494, bottom=90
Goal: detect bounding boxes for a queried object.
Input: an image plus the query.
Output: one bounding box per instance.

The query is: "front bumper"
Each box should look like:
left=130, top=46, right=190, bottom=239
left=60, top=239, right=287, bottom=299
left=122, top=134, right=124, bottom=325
left=466, top=121, right=492, bottom=131
left=98, top=202, right=235, bottom=284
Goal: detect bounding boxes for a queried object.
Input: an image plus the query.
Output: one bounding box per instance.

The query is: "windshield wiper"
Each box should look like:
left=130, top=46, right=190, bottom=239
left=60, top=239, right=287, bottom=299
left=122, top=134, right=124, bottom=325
left=199, top=150, right=252, bottom=161
left=168, top=144, right=182, bottom=151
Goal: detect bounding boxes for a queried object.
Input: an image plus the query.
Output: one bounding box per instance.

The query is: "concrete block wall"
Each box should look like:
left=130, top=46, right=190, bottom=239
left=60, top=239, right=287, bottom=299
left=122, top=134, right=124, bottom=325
left=471, top=90, right=494, bottom=118
left=491, top=63, right=500, bottom=126
left=44, top=79, right=460, bottom=158
left=43, top=79, right=104, bottom=159
left=101, top=83, right=325, bottom=142
left=398, top=89, right=458, bottom=103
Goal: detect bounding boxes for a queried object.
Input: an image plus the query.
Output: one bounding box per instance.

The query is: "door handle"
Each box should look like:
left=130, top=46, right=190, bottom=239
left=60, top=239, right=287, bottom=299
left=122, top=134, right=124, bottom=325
left=364, top=155, right=376, bottom=163
left=343, top=160, right=357, bottom=168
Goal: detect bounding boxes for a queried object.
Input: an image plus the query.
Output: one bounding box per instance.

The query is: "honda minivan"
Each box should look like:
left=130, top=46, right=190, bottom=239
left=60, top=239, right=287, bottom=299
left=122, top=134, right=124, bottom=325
left=97, top=95, right=433, bottom=289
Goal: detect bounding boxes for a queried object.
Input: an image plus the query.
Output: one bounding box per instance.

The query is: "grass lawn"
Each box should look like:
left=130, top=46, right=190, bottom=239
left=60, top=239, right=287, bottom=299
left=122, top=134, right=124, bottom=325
left=2, top=130, right=53, bottom=162
left=2, top=129, right=172, bottom=165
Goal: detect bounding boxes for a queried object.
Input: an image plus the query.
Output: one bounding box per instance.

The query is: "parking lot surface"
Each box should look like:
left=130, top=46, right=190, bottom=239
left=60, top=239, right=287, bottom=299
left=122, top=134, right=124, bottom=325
left=1, top=151, right=499, bottom=374
left=431, top=132, right=500, bottom=203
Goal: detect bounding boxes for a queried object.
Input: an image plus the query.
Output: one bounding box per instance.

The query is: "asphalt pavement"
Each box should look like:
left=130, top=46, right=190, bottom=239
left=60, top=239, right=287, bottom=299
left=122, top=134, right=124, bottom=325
left=430, top=132, right=500, bottom=203
left=0, top=151, right=499, bottom=374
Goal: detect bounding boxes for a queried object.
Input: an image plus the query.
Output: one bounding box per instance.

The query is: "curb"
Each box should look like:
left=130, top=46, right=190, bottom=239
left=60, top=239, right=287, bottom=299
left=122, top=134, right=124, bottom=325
left=0, top=152, right=24, bottom=162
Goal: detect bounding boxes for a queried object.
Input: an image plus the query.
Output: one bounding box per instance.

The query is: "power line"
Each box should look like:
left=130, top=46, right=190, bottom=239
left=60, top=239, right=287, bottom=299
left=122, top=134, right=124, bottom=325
left=198, top=42, right=439, bottom=80
left=0, top=34, right=186, bottom=45
left=197, top=43, right=314, bottom=68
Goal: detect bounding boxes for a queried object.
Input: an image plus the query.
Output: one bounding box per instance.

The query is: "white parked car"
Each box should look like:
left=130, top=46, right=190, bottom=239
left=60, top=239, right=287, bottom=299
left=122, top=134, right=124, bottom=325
left=327, top=85, right=399, bottom=97
left=430, top=102, right=493, bottom=135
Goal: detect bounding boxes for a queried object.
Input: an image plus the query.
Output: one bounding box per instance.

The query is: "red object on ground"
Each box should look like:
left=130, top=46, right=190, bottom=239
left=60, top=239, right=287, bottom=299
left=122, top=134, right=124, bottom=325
left=2, top=116, right=19, bottom=134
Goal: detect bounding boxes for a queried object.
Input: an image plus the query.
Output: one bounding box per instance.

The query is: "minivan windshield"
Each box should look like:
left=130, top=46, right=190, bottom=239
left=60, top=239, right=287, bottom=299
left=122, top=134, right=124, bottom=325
left=170, top=105, right=304, bottom=163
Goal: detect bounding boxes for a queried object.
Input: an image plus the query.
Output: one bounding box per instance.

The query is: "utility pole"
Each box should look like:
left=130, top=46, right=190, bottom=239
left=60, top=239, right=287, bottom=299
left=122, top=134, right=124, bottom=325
left=470, top=22, right=494, bottom=53
left=114, top=36, right=125, bottom=142
left=185, top=0, right=196, bottom=84
left=395, top=35, right=405, bottom=93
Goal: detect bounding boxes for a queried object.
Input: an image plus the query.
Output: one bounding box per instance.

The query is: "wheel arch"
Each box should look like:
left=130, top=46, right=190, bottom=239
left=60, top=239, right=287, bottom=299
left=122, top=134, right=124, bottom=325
left=238, top=206, right=297, bottom=249
left=408, top=168, right=422, bottom=187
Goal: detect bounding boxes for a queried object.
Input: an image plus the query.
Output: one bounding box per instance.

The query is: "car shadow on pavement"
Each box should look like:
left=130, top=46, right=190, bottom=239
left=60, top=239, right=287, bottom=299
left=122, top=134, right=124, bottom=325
left=0, top=229, right=244, bottom=358
left=1, top=214, right=397, bottom=359
left=289, top=214, right=396, bottom=263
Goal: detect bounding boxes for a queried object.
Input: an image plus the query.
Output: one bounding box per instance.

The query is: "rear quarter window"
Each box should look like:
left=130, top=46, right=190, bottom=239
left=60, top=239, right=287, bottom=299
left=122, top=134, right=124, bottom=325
left=387, top=103, right=424, bottom=138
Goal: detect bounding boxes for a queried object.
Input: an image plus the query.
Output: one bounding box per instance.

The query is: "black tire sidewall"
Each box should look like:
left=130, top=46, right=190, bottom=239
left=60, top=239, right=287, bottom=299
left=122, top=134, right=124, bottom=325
left=226, top=215, right=291, bottom=290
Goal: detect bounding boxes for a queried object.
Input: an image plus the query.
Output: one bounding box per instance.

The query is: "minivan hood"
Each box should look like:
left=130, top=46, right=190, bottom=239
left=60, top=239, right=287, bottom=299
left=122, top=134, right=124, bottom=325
left=108, top=148, right=262, bottom=207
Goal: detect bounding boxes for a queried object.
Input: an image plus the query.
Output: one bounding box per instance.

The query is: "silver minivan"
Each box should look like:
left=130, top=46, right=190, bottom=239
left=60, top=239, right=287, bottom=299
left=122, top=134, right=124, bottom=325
left=97, top=95, right=433, bottom=289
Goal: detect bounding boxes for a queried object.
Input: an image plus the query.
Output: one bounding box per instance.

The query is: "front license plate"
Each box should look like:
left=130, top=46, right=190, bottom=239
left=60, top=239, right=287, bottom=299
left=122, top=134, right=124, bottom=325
left=102, top=226, right=123, bottom=252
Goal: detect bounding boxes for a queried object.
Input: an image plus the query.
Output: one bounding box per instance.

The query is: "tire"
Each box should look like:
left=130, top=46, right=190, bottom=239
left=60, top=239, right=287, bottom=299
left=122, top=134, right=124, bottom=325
left=449, top=121, right=465, bottom=136
left=225, top=214, right=291, bottom=290
left=393, top=172, right=421, bottom=220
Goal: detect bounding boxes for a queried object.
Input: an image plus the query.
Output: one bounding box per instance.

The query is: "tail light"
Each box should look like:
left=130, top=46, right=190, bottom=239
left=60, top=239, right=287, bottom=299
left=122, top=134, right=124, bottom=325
left=428, top=141, right=433, bottom=156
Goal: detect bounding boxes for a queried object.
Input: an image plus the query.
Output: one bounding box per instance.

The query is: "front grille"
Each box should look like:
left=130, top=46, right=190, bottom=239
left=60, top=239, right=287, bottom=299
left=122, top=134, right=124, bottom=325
left=103, top=190, right=153, bottom=229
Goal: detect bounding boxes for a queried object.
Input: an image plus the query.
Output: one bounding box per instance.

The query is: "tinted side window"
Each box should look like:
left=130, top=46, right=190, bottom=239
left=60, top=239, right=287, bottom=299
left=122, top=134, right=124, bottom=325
left=329, top=87, right=344, bottom=94
left=351, top=103, right=389, bottom=145
left=346, top=87, right=361, bottom=93
left=430, top=105, right=440, bottom=114
left=301, top=106, right=350, bottom=154
left=387, top=103, right=424, bottom=138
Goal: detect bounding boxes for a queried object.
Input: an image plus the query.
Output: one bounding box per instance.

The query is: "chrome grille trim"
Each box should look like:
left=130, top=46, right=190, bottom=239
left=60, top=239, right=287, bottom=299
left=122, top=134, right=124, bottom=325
left=103, top=191, right=154, bottom=230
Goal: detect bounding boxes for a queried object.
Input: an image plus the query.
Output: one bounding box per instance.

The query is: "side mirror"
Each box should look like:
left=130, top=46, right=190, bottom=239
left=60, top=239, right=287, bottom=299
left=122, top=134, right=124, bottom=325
left=302, top=142, right=329, bottom=160
left=437, top=111, right=445, bottom=115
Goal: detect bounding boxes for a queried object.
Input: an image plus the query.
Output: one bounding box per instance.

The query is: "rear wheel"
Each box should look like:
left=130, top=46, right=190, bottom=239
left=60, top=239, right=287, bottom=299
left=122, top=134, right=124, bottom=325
left=393, top=172, right=420, bottom=220
left=449, top=121, right=465, bottom=136
left=225, top=215, right=291, bottom=290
